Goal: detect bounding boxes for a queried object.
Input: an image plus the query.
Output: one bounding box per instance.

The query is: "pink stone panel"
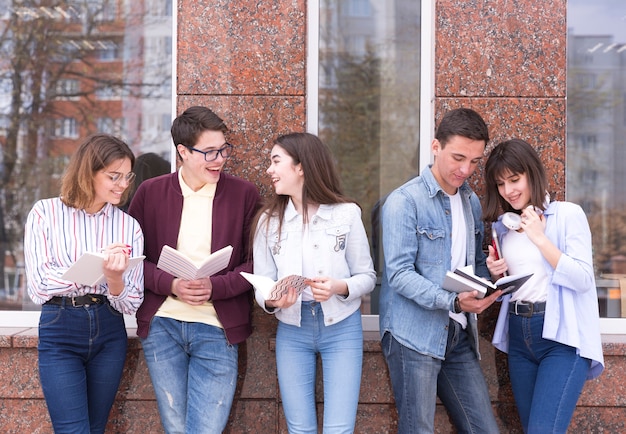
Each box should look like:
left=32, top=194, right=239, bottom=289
left=0, top=348, right=41, bottom=399
left=226, top=400, right=277, bottom=433
left=436, top=98, right=566, bottom=202
left=436, top=0, right=566, bottom=98
left=238, top=308, right=280, bottom=400
left=178, top=0, right=306, bottom=96
left=175, top=95, right=306, bottom=195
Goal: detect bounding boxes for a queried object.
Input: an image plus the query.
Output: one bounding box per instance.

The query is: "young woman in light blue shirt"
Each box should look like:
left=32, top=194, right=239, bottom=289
left=252, top=132, right=376, bottom=433
left=484, top=138, right=604, bottom=434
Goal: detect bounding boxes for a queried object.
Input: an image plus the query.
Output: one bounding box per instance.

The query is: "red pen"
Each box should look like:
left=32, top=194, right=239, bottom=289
left=491, top=227, right=507, bottom=276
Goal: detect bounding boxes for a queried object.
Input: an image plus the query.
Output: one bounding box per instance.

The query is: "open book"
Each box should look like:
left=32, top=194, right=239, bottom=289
left=156, top=245, right=233, bottom=280
left=240, top=272, right=309, bottom=300
left=61, top=252, right=145, bottom=287
left=443, top=265, right=533, bottom=298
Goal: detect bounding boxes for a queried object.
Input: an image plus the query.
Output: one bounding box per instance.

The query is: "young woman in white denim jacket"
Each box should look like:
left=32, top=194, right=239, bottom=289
left=252, top=132, right=376, bottom=434
left=484, top=139, right=604, bottom=434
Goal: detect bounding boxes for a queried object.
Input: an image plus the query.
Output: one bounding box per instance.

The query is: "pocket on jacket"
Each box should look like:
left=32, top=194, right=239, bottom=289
left=326, top=225, right=350, bottom=253
left=416, top=226, right=445, bottom=265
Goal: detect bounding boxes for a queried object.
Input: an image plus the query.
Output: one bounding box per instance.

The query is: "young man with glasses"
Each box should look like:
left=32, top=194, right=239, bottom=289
left=379, top=108, right=502, bottom=433
left=128, top=106, right=261, bottom=433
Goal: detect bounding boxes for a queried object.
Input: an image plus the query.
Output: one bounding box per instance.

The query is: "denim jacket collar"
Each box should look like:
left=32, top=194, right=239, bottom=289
left=422, top=164, right=473, bottom=200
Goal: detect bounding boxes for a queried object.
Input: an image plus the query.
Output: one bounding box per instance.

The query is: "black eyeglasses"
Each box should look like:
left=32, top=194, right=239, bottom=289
left=104, top=171, right=136, bottom=185
left=188, top=143, right=233, bottom=162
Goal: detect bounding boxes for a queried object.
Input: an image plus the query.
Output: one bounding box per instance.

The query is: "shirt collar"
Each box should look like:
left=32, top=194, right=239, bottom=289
left=423, top=164, right=471, bottom=198
left=178, top=168, right=217, bottom=198
left=72, top=201, right=113, bottom=217
left=284, top=199, right=333, bottom=222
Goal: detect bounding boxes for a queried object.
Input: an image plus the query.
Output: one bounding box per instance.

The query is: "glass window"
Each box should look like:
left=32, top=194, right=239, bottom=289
left=96, top=40, right=120, bottom=61
left=0, top=0, right=173, bottom=324
left=55, top=79, right=81, bottom=100
left=312, top=1, right=427, bottom=321
left=97, top=117, right=124, bottom=136
left=54, top=118, right=79, bottom=138
left=567, top=0, right=626, bottom=332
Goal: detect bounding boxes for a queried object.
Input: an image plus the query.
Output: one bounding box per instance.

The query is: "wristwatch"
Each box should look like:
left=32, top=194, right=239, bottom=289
left=453, top=296, right=462, bottom=314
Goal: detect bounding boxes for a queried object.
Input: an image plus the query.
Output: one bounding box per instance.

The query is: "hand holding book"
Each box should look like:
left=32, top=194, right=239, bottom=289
left=443, top=265, right=532, bottom=299
left=240, top=272, right=309, bottom=300
left=156, top=245, right=233, bottom=280
left=61, top=252, right=145, bottom=287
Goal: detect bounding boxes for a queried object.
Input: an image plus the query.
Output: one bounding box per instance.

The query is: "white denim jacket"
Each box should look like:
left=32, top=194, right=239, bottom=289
left=253, top=200, right=376, bottom=327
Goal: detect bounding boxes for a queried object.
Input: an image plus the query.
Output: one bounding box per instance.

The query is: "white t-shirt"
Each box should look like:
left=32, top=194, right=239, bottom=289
left=502, top=229, right=549, bottom=303
left=447, top=191, right=467, bottom=328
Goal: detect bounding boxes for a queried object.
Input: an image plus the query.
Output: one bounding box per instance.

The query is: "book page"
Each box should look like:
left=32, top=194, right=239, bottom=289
left=61, top=252, right=145, bottom=287
left=157, top=245, right=233, bottom=280
left=494, top=273, right=533, bottom=295
left=443, top=271, right=487, bottom=298
left=240, top=272, right=309, bottom=300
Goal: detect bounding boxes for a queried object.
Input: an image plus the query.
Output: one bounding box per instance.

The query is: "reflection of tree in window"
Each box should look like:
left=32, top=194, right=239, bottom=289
left=0, top=2, right=172, bottom=309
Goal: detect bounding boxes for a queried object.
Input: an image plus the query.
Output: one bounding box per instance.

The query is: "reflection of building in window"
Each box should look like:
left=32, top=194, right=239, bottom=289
left=318, top=2, right=422, bottom=315
left=567, top=33, right=625, bottom=210
left=567, top=29, right=626, bottom=308
left=0, top=1, right=173, bottom=312
left=55, top=79, right=80, bottom=100
left=95, top=85, right=122, bottom=100
left=96, top=40, right=120, bottom=61
left=53, top=118, right=79, bottom=139
left=97, top=117, right=125, bottom=136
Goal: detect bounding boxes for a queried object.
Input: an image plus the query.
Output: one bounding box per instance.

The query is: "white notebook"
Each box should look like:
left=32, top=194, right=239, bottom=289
left=156, top=245, right=233, bottom=280
left=240, top=272, right=309, bottom=300
left=61, top=252, right=145, bottom=287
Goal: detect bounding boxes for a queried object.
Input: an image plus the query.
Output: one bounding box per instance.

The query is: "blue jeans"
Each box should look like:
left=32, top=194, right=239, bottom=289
left=382, top=318, right=499, bottom=434
left=276, top=302, right=363, bottom=434
left=508, top=313, right=590, bottom=434
left=38, top=300, right=127, bottom=434
left=140, top=316, right=239, bottom=434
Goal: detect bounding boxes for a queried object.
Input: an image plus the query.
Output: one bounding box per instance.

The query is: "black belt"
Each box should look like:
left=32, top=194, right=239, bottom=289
left=509, top=300, right=546, bottom=317
left=46, top=294, right=107, bottom=307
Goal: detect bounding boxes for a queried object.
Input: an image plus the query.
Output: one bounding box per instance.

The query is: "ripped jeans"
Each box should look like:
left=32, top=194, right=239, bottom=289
left=141, top=316, right=239, bottom=434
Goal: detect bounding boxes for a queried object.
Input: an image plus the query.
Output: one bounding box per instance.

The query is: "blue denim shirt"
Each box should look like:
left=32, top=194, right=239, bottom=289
left=379, top=166, right=488, bottom=360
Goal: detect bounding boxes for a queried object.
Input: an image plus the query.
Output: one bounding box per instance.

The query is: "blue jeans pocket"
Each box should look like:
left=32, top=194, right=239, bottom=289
left=39, top=304, right=62, bottom=328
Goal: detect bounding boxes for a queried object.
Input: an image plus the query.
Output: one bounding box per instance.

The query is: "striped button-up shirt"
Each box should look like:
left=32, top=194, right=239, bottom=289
left=24, top=197, right=144, bottom=314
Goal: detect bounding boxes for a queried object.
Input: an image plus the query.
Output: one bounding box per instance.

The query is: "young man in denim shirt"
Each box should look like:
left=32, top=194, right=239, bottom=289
left=379, top=108, right=502, bottom=433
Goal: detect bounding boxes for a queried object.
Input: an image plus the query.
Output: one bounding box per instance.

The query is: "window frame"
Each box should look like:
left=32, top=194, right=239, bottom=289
left=0, top=1, right=177, bottom=328
left=308, top=0, right=622, bottom=335
left=306, top=0, right=435, bottom=332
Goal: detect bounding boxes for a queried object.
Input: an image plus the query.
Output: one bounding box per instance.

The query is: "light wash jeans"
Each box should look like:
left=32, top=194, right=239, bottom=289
left=140, top=316, right=238, bottom=434
left=382, top=318, right=499, bottom=434
left=276, top=301, right=363, bottom=434
left=508, top=313, right=590, bottom=434
left=38, top=300, right=127, bottom=434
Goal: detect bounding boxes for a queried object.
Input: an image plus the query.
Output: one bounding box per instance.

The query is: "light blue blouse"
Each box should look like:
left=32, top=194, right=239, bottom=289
left=491, top=201, right=604, bottom=380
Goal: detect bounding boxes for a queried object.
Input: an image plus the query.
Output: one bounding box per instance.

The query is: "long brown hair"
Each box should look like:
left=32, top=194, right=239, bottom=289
left=483, top=138, right=549, bottom=221
left=253, top=132, right=356, bottom=237
left=60, top=134, right=135, bottom=210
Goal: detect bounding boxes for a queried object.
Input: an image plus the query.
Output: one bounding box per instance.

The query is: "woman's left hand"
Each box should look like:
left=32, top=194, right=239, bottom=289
left=307, top=277, right=348, bottom=302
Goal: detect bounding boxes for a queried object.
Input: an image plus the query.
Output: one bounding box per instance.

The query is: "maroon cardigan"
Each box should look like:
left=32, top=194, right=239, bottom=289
left=128, top=171, right=261, bottom=343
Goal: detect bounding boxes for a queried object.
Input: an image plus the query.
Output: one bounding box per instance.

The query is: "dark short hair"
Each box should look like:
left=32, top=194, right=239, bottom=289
left=171, top=106, right=228, bottom=160
left=60, top=133, right=135, bottom=209
left=483, top=138, right=549, bottom=221
left=435, top=108, right=489, bottom=147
